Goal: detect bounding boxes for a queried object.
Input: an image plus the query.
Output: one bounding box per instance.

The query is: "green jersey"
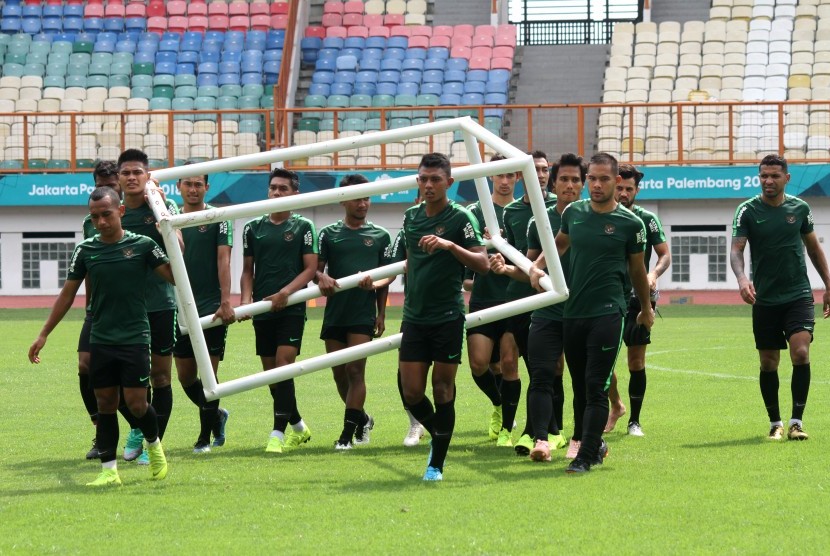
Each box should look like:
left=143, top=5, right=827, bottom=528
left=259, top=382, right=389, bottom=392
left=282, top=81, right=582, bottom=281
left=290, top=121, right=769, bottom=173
left=243, top=213, right=318, bottom=320
left=121, top=199, right=180, bottom=313
left=390, top=229, right=406, bottom=263
left=622, top=205, right=667, bottom=295
left=465, top=201, right=510, bottom=303
left=527, top=205, right=568, bottom=321
left=732, top=194, right=815, bottom=305
left=503, top=192, right=557, bottom=300
left=180, top=205, right=233, bottom=316
left=560, top=200, right=646, bottom=319
left=82, top=214, right=96, bottom=240
left=401, top=201, right=484, bottom=325
left=67, top=231, right=168, bottom=345
left=318, top=220, right=392, bottom=328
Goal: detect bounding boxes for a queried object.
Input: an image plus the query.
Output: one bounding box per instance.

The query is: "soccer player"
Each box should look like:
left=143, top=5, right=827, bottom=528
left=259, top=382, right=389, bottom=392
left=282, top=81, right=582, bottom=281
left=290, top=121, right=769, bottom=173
left=77, top=160, right=120, bottom=460
left=174, top=170, right=235, bottom=453
left=531, top=152, right=653, bottom=473
left=241, top=168, right=317, bottom=454
left=29, top=186, right=172, bottom=486
left=730, top=154, right=830, bottom=441
left=604, top=164, right=671, bottom=437
left=118, top=149, right=182, bottom=464
left=492, top=153, right=586, bottom=460
left=463, top=154, right=521, bottom=447
left=398, top=153, right=490, bottom=481
left=316, top=174, right=393, bottom=450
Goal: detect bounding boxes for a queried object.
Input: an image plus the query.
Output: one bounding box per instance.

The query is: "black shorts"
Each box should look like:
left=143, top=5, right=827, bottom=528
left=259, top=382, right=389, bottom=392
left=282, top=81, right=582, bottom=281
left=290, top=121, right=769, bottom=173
left=400, top=316, right=465, bottom=364
left=320, top=324, right=375, bottom=343
left=254, top=315, right=306, bottom=356
left=148, top=309, right=177, bottom=356
left=623, top=297, right=657, bottom=347
left=174, top=324, right=228, bottom=359
left=752, top=298, right=815, bottom=351
left=507, top=310, right=532, bottom=358
left=89, top=343, right=151, bottom=389
left=77, top=311, right=93, bottom=353
left=466, top=300, right=510, bottom=342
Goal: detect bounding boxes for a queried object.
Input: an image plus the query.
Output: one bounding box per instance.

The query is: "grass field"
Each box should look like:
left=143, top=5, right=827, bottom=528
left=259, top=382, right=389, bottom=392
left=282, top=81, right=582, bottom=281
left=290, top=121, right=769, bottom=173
left=2, top=305, right=829, bottom=554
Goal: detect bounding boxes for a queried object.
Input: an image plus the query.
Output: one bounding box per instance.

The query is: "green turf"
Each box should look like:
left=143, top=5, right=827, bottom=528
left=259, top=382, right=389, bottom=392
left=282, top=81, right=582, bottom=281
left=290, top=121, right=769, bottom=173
left=2, top=306, right=828, bottom=553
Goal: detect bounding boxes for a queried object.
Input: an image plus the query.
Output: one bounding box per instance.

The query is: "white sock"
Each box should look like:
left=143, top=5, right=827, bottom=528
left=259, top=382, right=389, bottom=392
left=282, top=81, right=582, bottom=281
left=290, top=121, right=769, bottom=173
left=147, top=438, right=160, bottom=448
left=771, top=420, right=783, bottom=427
left=270, top=430, right=285, bottom=440
left=788, top=419, right=802, bottom=427
left=291, top=420, right=306, bottom=432
left=103, top=460, right=117, bottom=470
left=406, top=410, right=419, bottom=426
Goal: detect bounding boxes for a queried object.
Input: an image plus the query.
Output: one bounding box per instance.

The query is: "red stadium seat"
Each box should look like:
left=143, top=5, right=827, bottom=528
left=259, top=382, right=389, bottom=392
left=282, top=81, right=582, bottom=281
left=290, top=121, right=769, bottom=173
left=469, top=56, right=490, bottom=70
left=363, top=14, right=383, bottom=28
left=497, top=24, right=517, bottom=38
left=473, top=34, right=494, bottom=47
left=167, top=0, right=186, bottom=16
left=344, top=1, right=363, bottom=14
left=323, top=1, right=344, bottom=14
left=409, top=35, right=429, bottom=49
left=147, top=1, right=165, bottom=17
left=208, top=15, right=229, bottom=31
left=494, top=32, right=516, bottom=48
left=104, top=2, right=125, bottom=18
left=471, top=46, right=492, bottom=59
left=270, top=2, right=289, bottom=15
left=321, top=13, right=342, bottom=27
left=409, top=25, right=432, bottom=37
left=168, top=16, right=188, bottom=33
left=188, top=2, right=208, bottom=17
left=454, top=24, right=474, bottom=37
left=453, top=34, right=472, bottom=48
left=450, top=45, right=471, bottom=59
left=433, top=25, right=453, bottom=37
left=475, top=25, right=495, bottom=37
left=229, top=15, right=249, bottom=31
left=147, top=15, right=167, bottom=33
left=492, top=45, right=514, bottom=59
left=490, top=57, right=513, bottom=70
left=228, top=1, right=248, bottom=16
left=188, top=15, right=208, bottom=32
left=251, top=14, right=270, bottom=31
left=305, top=25, right=326, bottom=38
left=270, top=14, right=288, bottom=29
left=343, top=13, right=363, bottom=27
left=324, top=25, right=346, bottom=38
left=208, top=2, right=228, bottom=17
left=429, top=35, right=451, bottom=48
left=249, top=1, right=269, bottom=17
left=390, top=25, right=410, bottom=37
left=347, top=25, right=368, bottom=38
left=84, top=4, right=104, bottom=17
left=368, top=25, right=389, bottom=38
left=125, top=3, right=145, bottom=17
left=384, top=14, right=403, bottom=27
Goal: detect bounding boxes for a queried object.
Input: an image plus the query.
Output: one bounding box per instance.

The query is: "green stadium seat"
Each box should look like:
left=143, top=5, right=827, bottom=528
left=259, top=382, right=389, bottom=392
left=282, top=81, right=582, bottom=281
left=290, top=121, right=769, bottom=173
left=2, top=63, right=24, bottom=77
left=148, top=158, right=166, bottom=167
left=51, top=41, right=73, bottom=55
left=132, top=62, right=154, bottom=76
left=73, top=41, right=94, bottom=54
left=67, top=62, right=88, bottom=76
left=111, top=62, right=131, bottom=76
left=194, top=96, right=217, bottom=122
left=76, top=159, right=95, bottom=169
left=174, top=74, right=196, bottom=87
left=6, top=52, right=28, bottom=65
left=131, top=86, right=153, bottom=99
left=238, top=119, right=262, bottom=133
left=197, top=85, right=220, bottom=98
left=108, top=74, right=130, bottom=87
left=0, top=160, right=23, bottom=169
left=417, top=94, right=439, bottom=106
left=217, top=96, right=238, bottom=110
left=86, top=75, right=109, bottom=88
left=26, top=52, right=48, bottom=65
left=298, top=118, right=320, bottom=132
left=389, top=117, right=411, bottom=129
left=23, top=63, right=45, bottom=77
left=112, top=52, right=133, bottom=64
left=48, top=51, right=69, bottom=65
left=44, top=75, right=65, bottom=87
left=65, top=75, right=87, bottom=87
left=242, top=84, right=264, bottom=98
left=153, top=74, right=174, bottom=87
left=91, top=52, right=113, bottom=66
left=88, top=62, right=110, bottom=77
left=28, top=159, right=47, bottom=170
left=365, top=117, right=382, bottom=131
left=172, top=97, right=194, bottom=120
left=175, top=85, right=197, bottom=99
left=7, top=44, right=30, bottom=57
left=259, top=95, right=273, bottom=108
left=327, top=94, right=349, bottom=108
left=46, top=63, right=67, bottom=77
left=304, top=94, right=327, bottom=108
left=342, top=117, right=366, bottom=132
left=411, top=117, right=430, bottom=126
left=132, top=74, right=153, bottom=87
left=47, top=159, right=71, bottom=169
left=220, top=84, right=242, bottom=98
left=152, top=85, right=174, bottom=99
left=149, top=97, right=172, bottom=110
left=30, top=41, right=51, bottom=56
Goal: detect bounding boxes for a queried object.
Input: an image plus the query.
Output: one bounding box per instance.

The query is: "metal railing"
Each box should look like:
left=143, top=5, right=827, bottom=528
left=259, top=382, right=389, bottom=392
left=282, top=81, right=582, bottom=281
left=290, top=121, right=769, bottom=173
left=510, top=0, right=643, bottom=45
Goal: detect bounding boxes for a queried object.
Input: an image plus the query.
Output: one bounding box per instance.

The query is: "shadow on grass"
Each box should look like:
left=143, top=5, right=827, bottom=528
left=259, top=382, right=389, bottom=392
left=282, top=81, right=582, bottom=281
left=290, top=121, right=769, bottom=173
left=680, top=436, right=764, bottom=449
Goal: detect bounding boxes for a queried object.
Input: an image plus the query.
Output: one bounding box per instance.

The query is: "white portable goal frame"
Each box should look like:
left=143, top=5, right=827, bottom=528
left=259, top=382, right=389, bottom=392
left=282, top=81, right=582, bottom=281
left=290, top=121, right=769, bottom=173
left=148, top=117, right=568, bottom=400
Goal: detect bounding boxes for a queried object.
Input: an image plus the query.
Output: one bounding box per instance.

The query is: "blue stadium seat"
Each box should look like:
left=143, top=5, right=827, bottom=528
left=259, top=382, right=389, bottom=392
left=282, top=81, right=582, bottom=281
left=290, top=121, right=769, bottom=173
left=467, top=69, right=488, bottom=82
left=156, top=51, right=177, bottom=64
left=22, top=4, right=41, bottom=17
left=446, top=58, right=468, bottom=72
left=330, top=82, right=353, bottom=95
left=22, top=18, right=42, bottom=34
left=402, top=58, right=423, bottom=71
left=427, top=47, right=449, bottom=60
left=400, top=70, right=421, bottom=84
left=159, top=39, right=179, bottom=52
left=176, top=63, right=195, bottom=74
left=420, top=82, right=442, bottom=95
left=423, top=69, right=444, bottom=83
left=116, top=40, right=137, bottom=53
left=464, top=81, right=486, bottom=94
left=242, top=50, right=263, bottom=63
left=385, top=47, right=405, bottom=60
left=301, top=37, right=322, bottom=64
left=309, top=83, right=330, bottom=96
left=162, top=32, right=182, bottom=41
left=42, top=17, right=62, bottom=34
left=443, top=82, right=464, bottom=95
left=485, top=92, right=507, bottom=105
left=334, top=70, right=355, bottom=84
left=424, top=58, right=444, bottom=71
left=218, top=73, right=240, bottom=85
left=219, top=61, right=237, bottom=74
left=104, top=18, right=124, bottom=32
left=486, top=80, right=508, bottom=94
left=155, top=61, right=176, bottom=75
left=405, top=48, right=426, bottom=60
left=355, top=70, right=377, bottom=83
left=199, top=62, right=219, bottom=74
left=388, top=36, right=408, bottom=49
left=183, top=31, right=203, bottom=44
left=323, top=37, right=344, bottom=49
left=396, top=82, right=419, bottom=95
left=197, top=73, right=219, bottom=87
left=241, top=60, right=262, bottom=73
left=241, top=72, right=263, bottom=85
left=439, top=93, right=461, bottom=105
left=221, top=50, right=242, bottom=63
left=341, top=47, right=362, bottom=59
left=84, top=18, right=104, bottom=33
left=344, top=37, right=365, bottom=50
left=134, top=51, right=154, bottom=63
left=1, top=19, right=22, bottom=33
left=94, top=40, right=116, bottom=53
left=126, top=18, right=146, bottom=32
left=462, top=93, right=484, bottom=105
left=311, top=70, right=334, bottom=84
left=199, top=51, right=220, bottom=63
left=2, top=4, right=22, bottom=17
left=353, top=82, right=376, bottom=96
left=359, top=58, right=381, bottom=72
left=366, top=36, right=386, bottom=49
left=336, top=55, right=357, bottom=71
left=378, top=70, right=400, bottom=83
left=380, top=58, right=402, bottom=72
left=376, top=82, right=397, bottom=95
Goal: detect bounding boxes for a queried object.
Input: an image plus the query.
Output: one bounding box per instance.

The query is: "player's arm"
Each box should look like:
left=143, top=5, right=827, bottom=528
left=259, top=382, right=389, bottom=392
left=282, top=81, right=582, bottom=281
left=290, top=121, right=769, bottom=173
left=239, top=254, right=254, bottom=315
left=648, top=241, right=671, bottom=292
left=314, top=259, right=339, bottom=297
left=730, top=236, right=755, bottom=305
left=29, top=279, right=83, bottom=363
left=802, top=231, right=830, bottom=318
left=628, top=251, right=655, bottom=330
left=373, top=283, right=388, bottom=337
left=213, top=244, right=235, bottom=324
left=419, top=236, right=489, bottom=273
left=153, top=262, right=175, bottom=284
left=267, top=253, right=318, bottom=311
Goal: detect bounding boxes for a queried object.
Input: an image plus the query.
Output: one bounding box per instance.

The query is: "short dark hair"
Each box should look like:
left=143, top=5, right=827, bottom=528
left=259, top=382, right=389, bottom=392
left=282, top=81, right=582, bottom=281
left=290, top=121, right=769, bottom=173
left=179, top=161, right=208, bottom=185
left=589, top=152, right=618, bottom=177
left=89, top=185, right=121, bottom=207
left=117, top=148, right=149, bottom=169
left=93, top=160, right=118, bottom=184
left=759, top=154, right=788, bottom=173
left=490, top=153, right=508, bottom=163
left=550, top=153, right=587, bottom=183
left=418, top=152, right=452, bottom=177
left=339, top=173, right=369, bottom=187
left=529, top=150, right=548, bottom=162
left=269, top=167, right=300, bottom=191
left=618, top=163, right=644, bottom=186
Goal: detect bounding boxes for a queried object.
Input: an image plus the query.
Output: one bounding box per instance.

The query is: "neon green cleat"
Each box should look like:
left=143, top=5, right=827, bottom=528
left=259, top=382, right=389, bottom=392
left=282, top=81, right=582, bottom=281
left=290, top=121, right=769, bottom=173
left=86, top=468, right=122, bottom=487
left=123, top=429, right=144, bottom=461
left=265, top=435, right=284, bottom=453
left=496, top=427, right=513, bottom=447
left=283, top=426, right=312, bottom=451
left=548, top=433, right=567, bottom=450
left=514, top=433, right=534, bottom=456
left=489, top=406, right=502, bottom=440
left=146, top=441, right=168, bottom=481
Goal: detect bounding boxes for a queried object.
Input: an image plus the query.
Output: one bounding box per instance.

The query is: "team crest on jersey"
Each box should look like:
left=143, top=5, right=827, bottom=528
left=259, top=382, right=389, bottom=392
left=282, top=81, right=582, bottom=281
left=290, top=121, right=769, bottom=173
left=143, top=215, right=155, bottom=225
left=198, top=225, right=209, bottom=232
left=605, top=224, right=616, bottom=234
left=284, top=231, right=294, bottom=242
left=786, top=214, right=796, bottom=224
left=363, top=237, right=375, bottom=247
left=435, top=225, right=446, bottom=236
left=122, top=247, right=135, bottom=259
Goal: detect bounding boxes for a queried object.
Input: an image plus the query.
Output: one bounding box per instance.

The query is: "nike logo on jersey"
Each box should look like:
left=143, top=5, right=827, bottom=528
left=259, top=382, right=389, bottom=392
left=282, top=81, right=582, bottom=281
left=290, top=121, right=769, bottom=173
left=573, top=220, right=584, bottom=225
left=140, top=376, right=149, bottom=383
left=601, top=346, right=615, bottom=352
left=332, top=237, right=348, bottom=243
left=448, top=352, right=460, bottom=359
left=289, top=337, right=301, bottom=342
left=90, top=254, right=100, bottom=259
left=756, top=219, right=767, bottom=224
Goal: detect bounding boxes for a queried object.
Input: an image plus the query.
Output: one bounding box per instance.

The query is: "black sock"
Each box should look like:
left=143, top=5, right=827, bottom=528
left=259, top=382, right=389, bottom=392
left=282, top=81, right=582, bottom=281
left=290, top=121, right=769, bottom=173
left=182, top=379, right=206, bottom=407
left=759, top=369, right=781, bottom=422
left=472, top=370, right=502, bottom=406
left=341, top=408, right=362, bottom=443
left=118, top=397, right=140, bottom=429
left=522, top=383, right=533, bottom=436
left=134, top=404, right=160, bottom=444
left=791, top=363, right=811, bottom=421
left=271, top=386, right=289, bottom=432
left=408, top=396, right=436, bottom=436
left=282, top=379, right=302, bottom=425
left=79, top=374, right=98, bottom=423
left=183, top=380, right=216, bottom=442
left=628, top=369, right=646, bottom=424
left=429, top=400, right=456, bottom=472
left=494, top=372, right=503, bottom=391
left=500, top=378, right=521, bottom=431
left=553, top=375, right=564, bottom=432
left=528, top=387, right=554, bottom=441
left=96, top=413, right=118, bottom=463
left=151, top=385, right=173, bottom=440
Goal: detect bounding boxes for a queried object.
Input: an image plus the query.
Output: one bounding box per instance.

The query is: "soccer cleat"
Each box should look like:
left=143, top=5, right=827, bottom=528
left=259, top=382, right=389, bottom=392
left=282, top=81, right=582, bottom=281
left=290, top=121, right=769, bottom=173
left=423, top=466, right=443, bottom=481
left=496, top=427, right=514, bottom=447
left=514, top=434, right=534, bottom=456
left=354, top=414, right=374, bottom=446
left=529, top=439, right=552, bottom=462
left=283, top=426, right=312, bottom=451
left=86, top=438, right=100, bottom=460
left=193, top=439, right=211, bottom=454
left=403, top=423, right=425, bottom=447
left=123, top=429, right=145, bottom=461
left=787, top=423, right=809, bottom=441
left=566, top=457, right=592, bottom=474
left=86, top=468, right=122, bottom=487
left=565, top=438, right=581, bottom=460
left=604, top=403, right=627, bottom=433
left=548, top=433, right=567, bottom=450
left=212, top=408, right=229, bottom=448
left=334, top=440, right=353, bottom=451
left=146, top=441, right=168, bottom=480
left=593, top=439, right=609, bottom=465
left=135, top=451, right=149, bottom=466
left=489, top=405, right=502, bottom=440
left=768, top=424, right=784, bottom=440
left=265, top=435, right=284, bottom=453
left=627, top=421, right=645, bottom=437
